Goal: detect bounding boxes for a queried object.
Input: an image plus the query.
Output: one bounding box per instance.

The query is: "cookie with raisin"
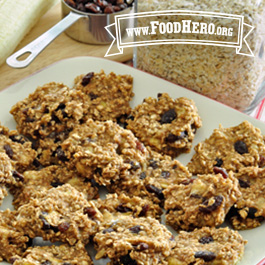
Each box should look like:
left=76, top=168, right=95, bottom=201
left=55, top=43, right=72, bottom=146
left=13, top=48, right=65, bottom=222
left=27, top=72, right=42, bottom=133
left=228, top=167, right=265, bottom=229
left=14, top=184, right=102, bottom=245
left=94, top=215, right=175, bottom=265
left=164, top=172, right=241, bottom=231
left=126, top=93, right=202, bottom=157
left=188, top=121, right=265, bottom=174
left=167, top=226, right=246, bottom=265
left=61, top=119, right=149, bottom=186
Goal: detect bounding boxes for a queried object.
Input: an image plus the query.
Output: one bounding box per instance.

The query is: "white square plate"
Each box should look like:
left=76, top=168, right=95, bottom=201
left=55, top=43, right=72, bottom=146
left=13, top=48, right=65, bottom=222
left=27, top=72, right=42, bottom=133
left=0, top=56, right=265, bottom=265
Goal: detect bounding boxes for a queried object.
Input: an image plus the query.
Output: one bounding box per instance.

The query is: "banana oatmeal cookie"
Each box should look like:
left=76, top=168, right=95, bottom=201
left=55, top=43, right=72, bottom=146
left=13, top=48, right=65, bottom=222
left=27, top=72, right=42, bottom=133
left=126, top=93, right=202, bottom=157
left=9, top=82, right=90, bottom=166
left=164, top=172, right=241, bottom=231
left=11, top=165, right=98, bottom=209
left=10, top=82, right=88, bottom=140
left=188, top=121, right=265, bottom=174
left=12, top=241, right=93, bottom=265
left=14, top=184, right=103, bottom=245
left=0, top=124, right=37, bottom=172
left=96, top=193, right=163, bottom=220
left=61, top=119, right=149, bottom=186
left=228, top=167, right=265, bottom=230
left=167, top=226, right=246, bottom=265
left=108, top=150, right=191, bottom=204
left=94, top=216, right=175, bottom=264
left=74, top=70, right=134, bottom=122
left=0, top=209, right=30, bottom=263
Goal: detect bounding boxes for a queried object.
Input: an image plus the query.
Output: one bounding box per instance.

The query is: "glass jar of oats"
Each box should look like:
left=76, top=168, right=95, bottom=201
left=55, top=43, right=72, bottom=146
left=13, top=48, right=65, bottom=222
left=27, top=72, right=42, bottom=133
left=134, top=0, right=265, bottom=113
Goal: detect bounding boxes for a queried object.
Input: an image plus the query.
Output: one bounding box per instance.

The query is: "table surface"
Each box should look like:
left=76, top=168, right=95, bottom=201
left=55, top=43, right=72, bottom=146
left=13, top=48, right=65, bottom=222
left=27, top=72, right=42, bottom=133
left=0, top=2, right=133, bottom=92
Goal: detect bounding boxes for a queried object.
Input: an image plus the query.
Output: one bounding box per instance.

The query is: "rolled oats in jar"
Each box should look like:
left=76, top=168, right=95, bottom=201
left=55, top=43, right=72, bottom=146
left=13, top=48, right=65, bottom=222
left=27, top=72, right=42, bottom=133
left=135, top=0, right=265, bottom=112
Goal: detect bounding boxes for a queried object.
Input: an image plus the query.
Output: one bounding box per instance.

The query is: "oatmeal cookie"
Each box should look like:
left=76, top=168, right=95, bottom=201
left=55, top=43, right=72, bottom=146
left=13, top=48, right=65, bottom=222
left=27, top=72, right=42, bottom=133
left=61, top=119, right=149, bottom=186
left=10, top=82, right=87, bottom=140
left=228, top=167, right=265, bottom=230
left=94, top=216, right=175, bottom=264
left=96, top=193, right=163, bottom=220
left=14, top=184, right=103, bottom=245
left=0, top=209, right=29, bottom=263
left=164, top=172, right=241, bottom=231
left=167, top=226, right=246, bottom=265
left=12, top=241, right=93, bottom=265
left=11, top=165, right=98, bottom=209
left=108, top=150, right=191, bottom=204
left=188, top=121, right=265, bottom=174
left=74, top=70, right=134, bottom=122
left=0, top=124, right=37, bottom=172
left=10, top=83, right=89, bottom=166
left=126, top=93, right=202, bottom=157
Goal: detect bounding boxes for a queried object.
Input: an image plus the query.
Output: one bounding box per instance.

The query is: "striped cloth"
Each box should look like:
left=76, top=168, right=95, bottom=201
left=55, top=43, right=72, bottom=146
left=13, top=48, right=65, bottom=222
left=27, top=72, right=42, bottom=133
left=250, top=98, right=265, bottom=122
